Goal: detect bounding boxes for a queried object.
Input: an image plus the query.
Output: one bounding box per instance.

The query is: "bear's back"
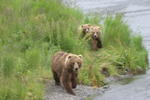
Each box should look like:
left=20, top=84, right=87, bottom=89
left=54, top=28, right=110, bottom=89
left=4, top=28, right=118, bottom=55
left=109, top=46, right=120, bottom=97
left=51, top=51, right=69, bottom=72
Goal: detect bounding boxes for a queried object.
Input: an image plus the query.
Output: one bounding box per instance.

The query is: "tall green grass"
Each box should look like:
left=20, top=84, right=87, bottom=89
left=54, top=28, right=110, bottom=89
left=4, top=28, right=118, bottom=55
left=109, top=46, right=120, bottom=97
left=103, top=14, right=131, bottom=47
left=78, top=14, right=148, bottom=86
left=103, top=15, right=148, bottom=72
left=0, top=0, right=148, bottom=99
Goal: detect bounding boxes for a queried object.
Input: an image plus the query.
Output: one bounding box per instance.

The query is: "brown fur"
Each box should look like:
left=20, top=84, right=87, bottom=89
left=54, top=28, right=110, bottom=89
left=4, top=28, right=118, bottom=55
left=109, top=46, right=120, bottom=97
left=90, top=26, right=103, bottom=50
left=80, top=24, right=103, bottom=50
left=51, top=51, right=82, bottom=95
left=81, top=24, right=91, bottom=37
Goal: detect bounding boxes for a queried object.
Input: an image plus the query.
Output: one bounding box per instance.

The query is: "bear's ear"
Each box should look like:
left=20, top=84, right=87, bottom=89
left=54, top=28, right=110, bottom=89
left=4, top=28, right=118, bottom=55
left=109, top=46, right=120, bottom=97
left=81, top=25, right=84, bottom=28
left=78, top=55, right=83, bottom=59
left=98, top=26, right=102, bottom=30
left=68, top=55, right=72, bottom=59
left=82, top=24, right=90, bottom=28
left=65, top=55, right=72, bottom=65
left=96, top=26, right=100, bottom=30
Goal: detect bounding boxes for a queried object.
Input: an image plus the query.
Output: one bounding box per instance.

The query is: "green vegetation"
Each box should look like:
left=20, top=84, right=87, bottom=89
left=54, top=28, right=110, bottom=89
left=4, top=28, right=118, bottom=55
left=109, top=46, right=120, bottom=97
left=0, top=0, right=148, bottom=99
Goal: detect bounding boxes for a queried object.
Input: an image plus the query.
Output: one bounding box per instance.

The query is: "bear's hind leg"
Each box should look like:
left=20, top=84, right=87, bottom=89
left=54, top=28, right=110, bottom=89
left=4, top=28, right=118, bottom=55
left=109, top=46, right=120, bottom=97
left=53, top=71, right=60, bottom=85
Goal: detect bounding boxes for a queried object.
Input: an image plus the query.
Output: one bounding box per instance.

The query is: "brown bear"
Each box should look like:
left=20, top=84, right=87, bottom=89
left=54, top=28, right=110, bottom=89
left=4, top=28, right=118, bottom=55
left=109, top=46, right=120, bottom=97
left=80, top=24, right=103, bottom=50
left=81, top=24, right=91, bottom=37
left=90, top=26, right=103, bottom=50
left=51, top=51, right=83, bottom=95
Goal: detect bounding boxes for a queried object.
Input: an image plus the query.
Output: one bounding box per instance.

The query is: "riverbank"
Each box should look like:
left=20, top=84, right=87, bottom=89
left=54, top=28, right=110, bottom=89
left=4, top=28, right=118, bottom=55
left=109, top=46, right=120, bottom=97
left=44, top=80, right=106, bottom=100
left=93, top=70, right=150, bottom=100
left=45, top=74, right=133, bottom=100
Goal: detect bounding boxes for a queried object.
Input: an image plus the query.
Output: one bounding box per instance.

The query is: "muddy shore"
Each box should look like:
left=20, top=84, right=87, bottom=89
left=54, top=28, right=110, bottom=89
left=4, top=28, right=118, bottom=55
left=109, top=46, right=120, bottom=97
left=44, top=74, right=132, bottom=100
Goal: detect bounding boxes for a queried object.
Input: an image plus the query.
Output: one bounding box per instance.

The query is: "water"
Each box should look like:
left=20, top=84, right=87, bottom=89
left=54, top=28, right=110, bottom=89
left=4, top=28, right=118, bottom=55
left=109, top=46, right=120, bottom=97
left=93, top=71, right=150, bottom=100
left=73, top=0, right=150, bottom=100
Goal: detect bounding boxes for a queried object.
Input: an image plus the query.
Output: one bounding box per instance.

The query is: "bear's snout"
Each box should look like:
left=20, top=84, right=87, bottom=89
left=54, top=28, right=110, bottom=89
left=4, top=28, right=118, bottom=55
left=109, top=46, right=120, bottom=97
left=83, top=28, right=89, bottom=33
left=75, top=68, right=78, bottom=71
left=86, top=28, right=89, bottom=32
left=92, top=33, right=98, bottom=39
left=73, top=63, right=79, bottom=72
left=94, top=33, right=97, bottom=37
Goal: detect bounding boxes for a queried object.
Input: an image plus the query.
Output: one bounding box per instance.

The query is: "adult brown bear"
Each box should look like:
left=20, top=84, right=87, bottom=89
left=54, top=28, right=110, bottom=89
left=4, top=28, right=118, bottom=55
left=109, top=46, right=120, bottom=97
left=51, top=51, right=83, bottom=95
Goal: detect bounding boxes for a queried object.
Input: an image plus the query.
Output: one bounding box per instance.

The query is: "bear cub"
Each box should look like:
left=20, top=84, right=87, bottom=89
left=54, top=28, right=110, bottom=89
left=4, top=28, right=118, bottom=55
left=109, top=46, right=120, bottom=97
left=81, top=24, right=103, bottom=50
left=81, top=24, right=91, bottom=37
left=90, top=26, right=103, bottom=50
left=51, top=51, right=83, bottom=95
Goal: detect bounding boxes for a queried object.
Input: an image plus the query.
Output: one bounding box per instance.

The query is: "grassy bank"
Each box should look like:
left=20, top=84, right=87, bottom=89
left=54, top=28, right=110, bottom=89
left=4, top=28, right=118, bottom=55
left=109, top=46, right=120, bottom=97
left=0, top=0, right=148, bottom=99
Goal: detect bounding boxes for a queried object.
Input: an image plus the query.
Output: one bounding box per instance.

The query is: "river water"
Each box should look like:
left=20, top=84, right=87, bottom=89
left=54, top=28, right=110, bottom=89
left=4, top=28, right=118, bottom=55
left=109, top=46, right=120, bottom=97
left=72, top=0, right=150, bottom=100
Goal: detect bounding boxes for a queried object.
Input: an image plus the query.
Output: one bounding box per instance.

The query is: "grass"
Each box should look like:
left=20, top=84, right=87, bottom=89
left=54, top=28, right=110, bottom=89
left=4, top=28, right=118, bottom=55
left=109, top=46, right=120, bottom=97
left=0, top=0, right=148, bottom=100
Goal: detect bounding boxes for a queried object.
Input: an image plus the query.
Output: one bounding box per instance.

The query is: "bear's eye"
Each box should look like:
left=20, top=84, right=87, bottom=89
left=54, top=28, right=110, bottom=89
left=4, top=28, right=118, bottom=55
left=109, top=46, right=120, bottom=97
left=78, top=62, right=81, bottom=68
left=71, top=62, right=75, bottom=66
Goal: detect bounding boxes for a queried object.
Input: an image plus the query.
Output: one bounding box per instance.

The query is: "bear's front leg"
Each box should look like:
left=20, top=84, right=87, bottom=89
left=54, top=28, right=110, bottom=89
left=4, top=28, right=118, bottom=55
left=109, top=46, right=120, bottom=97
left=61, top=71, right=76, bottom=95
left=71, top=72, right=78, bottom=89
left=92, top=39, right=98, bottom=50
left=63, top=80, right=75, bottom=95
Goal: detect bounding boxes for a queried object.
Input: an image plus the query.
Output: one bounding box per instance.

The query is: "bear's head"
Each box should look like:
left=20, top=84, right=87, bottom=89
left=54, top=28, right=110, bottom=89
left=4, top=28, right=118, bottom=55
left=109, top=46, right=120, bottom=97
left=90, top=26, right=101, bottom=40
left=82, top=24, right=91, bottom=34
left=65, top=54, right=83, bottom=72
